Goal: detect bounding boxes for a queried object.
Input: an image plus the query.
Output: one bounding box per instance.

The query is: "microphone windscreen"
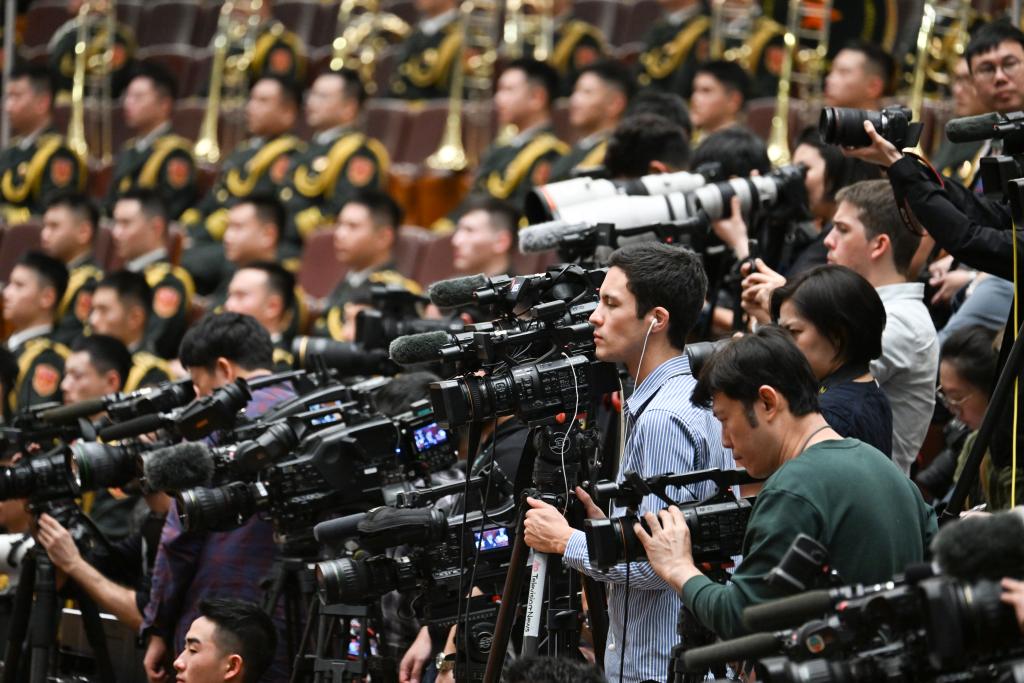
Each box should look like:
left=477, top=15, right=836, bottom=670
left=428, top=274, right=488, bottom=308
left=389, top=331, right=452, bottom=365
left=99, top=413, right=166, bottom=441
left=742, top=589, right=834, bottom=632
left=143, top=442, right=216, bottom=492
left=945, top=112, right=1002, bottom=143
left=314, top=512, right=367, bottom=544
left=932, top=510, right=1024, bottom=581
left=518, top=221, right=575, bottom=253
left=682, top=632, right=780, bottom=671
left=40, top=399, right=106, bottom=424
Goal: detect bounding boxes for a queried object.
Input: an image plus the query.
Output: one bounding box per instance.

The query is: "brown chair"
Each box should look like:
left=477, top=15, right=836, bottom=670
left=272, top=1, right=320, bottom=49
left=364, top=98, right=412, bottom=164
left=0, top=222, right=43, bottom=283
left=511, top=249, right=560, bottom=276
left=22, top=1, right=69, bottom=53
left=136, top=46, right=195, bottom=96
left=572, top=0, right=623, bottom=47
left=617, top=0, right=661, bottom=48
left=393, top=226, right=436, bottom=283
left=298, top=230, right=347, bottom=300
left=191, top=2, right=220, bottom=48
left=396, top=100, right=450, bottom=166
left=93, top=226, right=116, bottom=272
left=136, top=0, right=200, bottom=49
left=310, top=2, right=342, bottom=49
left=552, top=99, right=574, bottom=145
left=413, top=232, right=456, bottom=288
left=171, top=99, right=206, bottom=141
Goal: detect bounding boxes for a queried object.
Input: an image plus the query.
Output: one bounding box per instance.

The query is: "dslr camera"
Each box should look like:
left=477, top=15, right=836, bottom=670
left=819, top=105, right=923, bottom=149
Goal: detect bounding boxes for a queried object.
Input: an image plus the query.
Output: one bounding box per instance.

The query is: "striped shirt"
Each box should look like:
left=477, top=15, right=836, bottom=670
left=563, top=354, right=733, bottom=683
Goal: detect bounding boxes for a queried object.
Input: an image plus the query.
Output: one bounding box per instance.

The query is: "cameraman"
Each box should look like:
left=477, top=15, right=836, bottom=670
left=522, top=242, right=732, bottom=683
left=636, top=327, right=937, bottom=639
left=141, top=313, right=295, bottom=683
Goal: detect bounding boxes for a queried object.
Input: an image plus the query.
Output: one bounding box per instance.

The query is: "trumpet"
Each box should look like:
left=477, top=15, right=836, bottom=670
left=67, top=0, right=117, bottom=164
left=331, top=0, right=411, bottom=94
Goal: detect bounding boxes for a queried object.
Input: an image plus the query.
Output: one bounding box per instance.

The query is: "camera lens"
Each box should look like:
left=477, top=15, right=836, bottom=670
left=67, top=442, right=136, bottom=493
left=176, top=482, right=257, bottom=533
left=316, top=557, right=372, bottom=604
left=819, top=107, right=874, bottom=148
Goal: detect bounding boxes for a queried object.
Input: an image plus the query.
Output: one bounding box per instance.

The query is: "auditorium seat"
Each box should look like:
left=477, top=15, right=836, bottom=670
left=511, top=249, right=560, bottom=276
left=136, top=0, right=199, bottom=49
left=192, top=2, right=220, bottom=48
left=412, top=232, right=456, bottom=287
left=171, top=99, right=205, bottom=141
left=395, top=100, right=449, bottom=166
left=135, top=46, right=194, bottom=95
left=394, top=226, right=437, bottom=282
left=364, top=99, right=411, bottom=164
left=273, top=1, right=321, bottom=50
left=93, top=227, right=115, bottom=271
left=115, top=0, right=143, bottom=32
left=380, top=0, right=418, bottom=27
left=573, top=0, right=623, bottom=47
left=552, top=99, right=574, bottom=145
left=0, top=222, right=42, bottom=283
left=310, top=2, right=342, bottom=49
left=22, top=0, right=68, bottom=54
left=298, top=230, right=345, bottom=300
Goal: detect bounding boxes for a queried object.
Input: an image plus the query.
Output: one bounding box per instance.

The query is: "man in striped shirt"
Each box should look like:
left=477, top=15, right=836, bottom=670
left=524, top=242, right=733, bottom=683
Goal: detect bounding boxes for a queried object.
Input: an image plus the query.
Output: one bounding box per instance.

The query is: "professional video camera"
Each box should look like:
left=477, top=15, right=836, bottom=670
left=38, top=378, right=196, bottom=428
left=583, top=468, right=758, bottom=569
left=819, top=105, right=923, bottom=149
left=689, top=164, right=809, bottom=223
left=945, top=110, right=1024, bottom=216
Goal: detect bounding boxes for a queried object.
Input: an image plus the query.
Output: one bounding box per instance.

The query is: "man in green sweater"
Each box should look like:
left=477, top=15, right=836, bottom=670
left=636, top=326, right=937, bottom=639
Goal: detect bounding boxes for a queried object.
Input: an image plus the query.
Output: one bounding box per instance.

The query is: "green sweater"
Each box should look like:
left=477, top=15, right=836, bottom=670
left=681, top=439, right=938, bottom=639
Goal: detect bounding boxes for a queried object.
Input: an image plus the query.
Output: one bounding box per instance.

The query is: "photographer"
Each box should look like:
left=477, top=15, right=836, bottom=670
left=141, top=313, right=295, bottom=683
left=770, top=265, right=892, bottom=456
left=172, top=598, right=277, bottom=683
left=522, top=242, right=733, bottom=683
left=603, top=113, right=690, bottom=179
left=636, top=327, right=937, bottom=640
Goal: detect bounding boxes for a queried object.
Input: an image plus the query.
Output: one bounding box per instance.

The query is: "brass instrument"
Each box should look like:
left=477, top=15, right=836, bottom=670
left=905, top=0, right=971, bottom=123
left=67, top=1, right=91, bottom=161
left=427, top=0, right=500, bottom=171
left=67, top=0, right=117, bottom=164
left=710, top=0, right=754, bottom=64
left=330, top=0, right=411, bottom=94
left=194, top=1, right=234, bottom=164
left=501, top=0, right=554, bottom=61
left=766, top=0, right=832, bottom=166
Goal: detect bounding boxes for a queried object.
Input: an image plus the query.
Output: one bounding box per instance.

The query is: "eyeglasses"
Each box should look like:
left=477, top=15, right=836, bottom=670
left=937, top=386, right=974, bottom=410
left=974, top=57, right=1023, bottom=82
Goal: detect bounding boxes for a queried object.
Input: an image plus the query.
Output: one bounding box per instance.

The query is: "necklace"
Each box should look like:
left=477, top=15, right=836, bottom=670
left=797, top=423, right=831, bottom=456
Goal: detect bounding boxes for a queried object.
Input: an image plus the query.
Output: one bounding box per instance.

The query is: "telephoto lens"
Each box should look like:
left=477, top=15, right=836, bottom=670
left=315, top=554, right=419, bottom=604
left=66, top=441, right=139, bottom=493
left=176, top=481, right=263, bottom=532
left=0, top=451, right=73, bottom=501
left=818, top=105, right=919, bottom=149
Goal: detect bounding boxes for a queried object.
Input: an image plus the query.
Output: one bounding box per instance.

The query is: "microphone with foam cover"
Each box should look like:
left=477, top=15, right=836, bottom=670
left=39, top=399, right=107, bottom=424
left=518, top=220, right=589, bottom=253
left=428, top=274, right=488, bottom=308
left=389, top=331, right=453, bottom=366
left=945, top=112, right=1003, bottom=143
left=682, top=632, right=781, bottom=671
left=98, top=413, right=169, bottom=441
left=143, top=442, right=216, bottom=492
left=932, top=508, right=1024, bottom=581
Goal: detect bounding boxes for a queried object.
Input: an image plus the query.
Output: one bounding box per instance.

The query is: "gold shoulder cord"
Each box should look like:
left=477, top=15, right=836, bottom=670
left=138, top=136, right=194, bottom=188
left=1, top=136, right=65, bottom=204
left=486, top=134, right=570, bottom=200
left=405, top=28, right=463, bottom=89
left=225, top=136, right=303, bottom=197
left=639, top=16, right=711, bottom=81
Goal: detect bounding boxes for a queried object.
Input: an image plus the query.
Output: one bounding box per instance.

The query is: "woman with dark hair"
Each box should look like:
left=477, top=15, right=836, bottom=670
left=771, top=264, right=893, bottom=455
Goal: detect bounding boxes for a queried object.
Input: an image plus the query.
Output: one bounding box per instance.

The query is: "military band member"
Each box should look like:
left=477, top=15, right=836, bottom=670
left=48, top=0, right=137, bottom=98
left=2, top=252, right=70, bottom=413
left=823, top=39, right=892, bottom=111
left=712, top=0, right=785, bottom=99
left=931, top=57, right=987, bottom=184
left=106, top=62, right=196, bottom=221
left=224, top=262, right=300, bottom=371
left=181, top=75, right=304, bottom=294
left=0, top=64, right=86, bottom=223
left=224, top=0, right=307, bottom=87
left=637, top=0, right=711, bottom=95
left=543, top=0, right=609, bottom=96
left=111, top=190, right=194, bottom=360
left=387, top=0, right=461, bottom=99
left=40, top=192, right=103, bottom=346
left=316, top=189, right=421, bottom=341
left=282, top=69, right=389, bottom=246
left=689, top=60, right=750, bottom=139
left=550, top=60, right=632, bottom=181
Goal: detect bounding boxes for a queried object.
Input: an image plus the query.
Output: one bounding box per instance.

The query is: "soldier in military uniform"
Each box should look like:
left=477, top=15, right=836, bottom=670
left=533, top=0, right=609, bottom=96
left=458, top=59, right=568, bottom=217
left=2, top=252, right=70, bottom=414
left=710, top=0, right=785, bottom=99
left=40, top=192, right=103, bottom=346
left=282, top=69, right=389, bottom=247
left=689, top=60, right=750, bottom=140
left=387, top=0, right=461, bottom=99
left=224, top=262, right=302, bottom=371
left=47, top=0, right=136, bottom=98
left=181, top=75, right=304, bottom=294
left=105, top=62, right=196, bottom=221
left=823, top=39, right=893, bottom=110
left=931, top=57, right=986, bottom=185
left=637, top=0, right=711, bottom=95
left=550, top=60, right=632, bottom=181
left=224, top=0, right=307, bottom=87
left=316, top=189, right=421, bottom=341
left=111, top=190, right=194, bottom=361
left=0, top=64, right=86, bottom=223
left=89, top=270, right=174, bottom=391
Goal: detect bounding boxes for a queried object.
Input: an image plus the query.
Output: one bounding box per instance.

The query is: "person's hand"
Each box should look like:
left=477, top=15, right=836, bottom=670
left=436, top=669, right=455, bottom=683
left=712, top=196, right=750, bottom=260
left=929, top=267, right=976, bottom=305
left=144, top=634, right=170, bottom=683
left=840, top=120, right=904, bottom=168
left=1002, top=577, right=1024, bottom=634
left=35, top=513, right=82, bottom=573
left=740, top=258, right=785, bottom=324
left=928, top=254, right=954, bottom=280
left=574, top=486, right=606, bottom=520
left=398, top=626, right=433, bottom=683
left=523, top=497, right=574, bottom=554
left=633, top=506, right=700, bottom=593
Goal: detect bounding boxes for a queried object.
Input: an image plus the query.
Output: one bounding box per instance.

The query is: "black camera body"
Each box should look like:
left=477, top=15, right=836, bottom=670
left=819, top=105, right=923, bottom=149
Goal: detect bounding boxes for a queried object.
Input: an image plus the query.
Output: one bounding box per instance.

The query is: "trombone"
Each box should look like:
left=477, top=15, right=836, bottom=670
left=905, top=0, right=971, bottom=124
left=331, top=0, right=411, bottom=94
left=502, top=0, right=554, bottom=61
left=67, top=0, right=118, bottom=165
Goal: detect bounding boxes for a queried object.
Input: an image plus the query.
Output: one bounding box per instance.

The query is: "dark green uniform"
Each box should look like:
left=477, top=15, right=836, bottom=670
left=387, top=13, right=462, bottom=99
left=123, top=350, right=173, bottom=393
left=469, top=125, right=569, bottom=210
left=130, top=253, right=195, bottom=361
left=637, top=8, right=711, bottom=95
left=0, top=129, right=87, bottom=223
left=932, top=139, right=986, bottom=187
left=549, top=133, right=609, bottom=181
left=547, top=17, right=608, bottom=96
left=6, top=329, right=69, bottom=415
left=721, top=15, right=786, bottom=99
left=272, top=338, right=295, bottom=373
left=315, top=264, right=422, bottom=341
left=48, top=14, right=136, bottom=97
left=105, top=125, right=197, bottom=220
left=52, top=257, right=103, bottom=347
left=281, top=127, right=390, bottom=248
left=250, top=20, right=307, bottom=86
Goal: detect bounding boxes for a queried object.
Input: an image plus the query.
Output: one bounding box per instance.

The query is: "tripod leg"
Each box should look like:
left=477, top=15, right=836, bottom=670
left=3, top=550, right=37, bottom=683
left=521, top=550, right=549, bottom=657
left=28, top=557, right=57, bottom=683
left=77, top=593, right=116, bottom=683
left=288, top=596, right=319, bottom=683
left=581, top=577, right=607, bottom=669
left=482, top=502, right=531, bottom=683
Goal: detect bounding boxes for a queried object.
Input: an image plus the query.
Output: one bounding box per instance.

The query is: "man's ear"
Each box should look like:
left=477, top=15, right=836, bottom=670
left=758, top=385, right=782, bottom=420
left=649, top=306, right=670, bottom=334
left=40, top=285, right=57, bottom=312
left=105, top=370, right=123, bottom=395
left=224, top=653, right=244, bottom=681
left=869, top=233, right=892, bottom=263
left=215, top=357, right=236, bottom=383
left=648, top=160, right=670, bottom=175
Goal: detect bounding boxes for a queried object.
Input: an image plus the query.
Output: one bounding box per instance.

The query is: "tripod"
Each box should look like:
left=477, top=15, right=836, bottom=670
left=262, top=553, right=319, bottom=679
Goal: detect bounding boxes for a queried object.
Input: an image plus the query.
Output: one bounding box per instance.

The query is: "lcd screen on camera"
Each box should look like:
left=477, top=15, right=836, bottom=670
left=475, top=527, right=510, bottom=551
left=413, top=422, right=448, bottom=452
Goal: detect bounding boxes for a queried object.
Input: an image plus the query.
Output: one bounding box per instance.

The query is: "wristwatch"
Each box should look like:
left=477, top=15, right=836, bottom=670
left=436, top=652, right=456, bottom=673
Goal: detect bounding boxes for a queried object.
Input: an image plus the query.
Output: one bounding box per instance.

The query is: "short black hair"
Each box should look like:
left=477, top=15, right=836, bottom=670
left=835, top=179, right=920, bottom=277
left=373, top=371, right=440, bottom=416
left=604, top=113, right=690, bottom=178
left=235, top=261, right=296, bottom=313
left=607, top=242, right=706, bottom=349
left=346, top=188, right=404, bottom=229
left=966, top=19, right=1024, bottom=72
left=692, top=325, right=820, bottom=420
left=627, top=90, right=693, bottom=138
left=941, top=325, right=999, bottom=397
left=505, top=58, right=560, bottom=110
left=503, top=656, right=607, bottom=683
left=253, top=74, right=303, bottom=111
left=117, top=188, right=169, bottom=225
left=10, top=62, right=55, bottom=101
left=44, top=191, right=99, bottom=241
left=576, top=59, right=636, bottom=102
left=71, top=334, right=132, bottom=390
left=17, top=250, right=68, bottom=310
left=459, top=194, right=520, bottom=251
left=694, top=59, right=751, bottom=105
left=129, top=60, right=179, bottom=101
left=196, top=598, right=277, bottom=683
left=236, top=193, right=285, bottom=241
left=690, top=126, right=770, bottom=177
left=324, top=67, right=367, bottom=107
left=179, top=312, right=274, bottom=372
left=771, top=265, right=886, bottom=368
left=794, top=126, right=884, bottom=203
left=838, top=39, right=896, bottom=94
left=96, top=270, right=153, bottom=320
